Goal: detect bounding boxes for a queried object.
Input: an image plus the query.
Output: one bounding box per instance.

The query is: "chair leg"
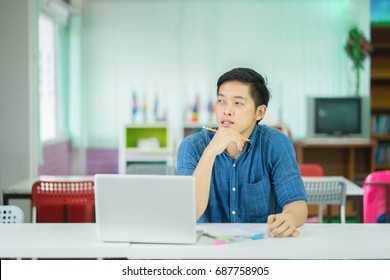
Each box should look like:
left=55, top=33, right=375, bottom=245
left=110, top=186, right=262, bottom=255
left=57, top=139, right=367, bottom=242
left=32, top=207, right=37, bottom=223
left=340, top=205, right=346, bottom=224
left=318, top=205, right=323, bottom=223
left=64, top=205, right=68, bottom=223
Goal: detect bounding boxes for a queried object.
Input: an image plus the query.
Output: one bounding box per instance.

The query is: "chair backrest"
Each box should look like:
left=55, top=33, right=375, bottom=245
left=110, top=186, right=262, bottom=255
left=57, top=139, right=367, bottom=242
left=0, top=205, right=24, bottom=223
left=362, top=170, right=389, bottom=223
left=304, top=180, right=347, bottom=223
left=126, top=164, right=176, bottom=175
left=299, top=164, right=324, bottom=177
left=299, top=164, right=324, bottom=223
left=31, top=180, right=95, bottom=223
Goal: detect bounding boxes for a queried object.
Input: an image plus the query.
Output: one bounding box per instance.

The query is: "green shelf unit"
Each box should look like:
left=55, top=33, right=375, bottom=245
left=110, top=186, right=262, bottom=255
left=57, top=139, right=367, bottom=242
left=119, top=124, right=174, bottom=174
left=125, top=127, right=168, bottom=149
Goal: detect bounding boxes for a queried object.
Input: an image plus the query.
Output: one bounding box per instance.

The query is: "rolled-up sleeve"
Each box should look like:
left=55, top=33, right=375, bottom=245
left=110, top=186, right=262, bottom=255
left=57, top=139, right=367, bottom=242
left=177, top=135, right=205, bottom=176
left=267, top=132, right=307, bottom=207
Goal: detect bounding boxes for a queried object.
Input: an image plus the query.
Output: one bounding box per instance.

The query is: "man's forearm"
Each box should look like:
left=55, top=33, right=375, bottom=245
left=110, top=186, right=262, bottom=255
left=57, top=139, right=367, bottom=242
left=193, top=147, right=217, bottom=220
left=282, top=200, right=308, bottom=227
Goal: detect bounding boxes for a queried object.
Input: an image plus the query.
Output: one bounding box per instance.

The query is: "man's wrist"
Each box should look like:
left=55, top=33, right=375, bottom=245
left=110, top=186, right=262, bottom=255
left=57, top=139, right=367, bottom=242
left=204, top=146, right=219, bottom=159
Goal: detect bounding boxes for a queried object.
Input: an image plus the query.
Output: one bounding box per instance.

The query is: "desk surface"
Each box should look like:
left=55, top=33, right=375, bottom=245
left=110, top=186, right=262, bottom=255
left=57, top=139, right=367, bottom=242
left=3, top=175, right=363, bottom=196
left=302, top=176, right=363, bottom=196
left=0, top=223, right=389, bottom=259
left=2, top=175, right=364, bottom=223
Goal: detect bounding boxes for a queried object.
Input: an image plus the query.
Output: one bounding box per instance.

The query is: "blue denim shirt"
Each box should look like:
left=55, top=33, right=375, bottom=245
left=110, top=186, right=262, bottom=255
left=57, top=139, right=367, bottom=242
left=177, top=124, right=307, bottom=223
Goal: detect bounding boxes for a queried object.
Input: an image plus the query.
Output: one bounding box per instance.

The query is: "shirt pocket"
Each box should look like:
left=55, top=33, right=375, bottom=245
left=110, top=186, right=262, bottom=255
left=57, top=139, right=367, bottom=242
left=240, top=176, right=270, bottom=221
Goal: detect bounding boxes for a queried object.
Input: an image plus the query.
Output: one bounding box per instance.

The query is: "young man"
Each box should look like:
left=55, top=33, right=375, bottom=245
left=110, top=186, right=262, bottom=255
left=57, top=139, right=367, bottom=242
left=177, top=67, right=307, bottom=237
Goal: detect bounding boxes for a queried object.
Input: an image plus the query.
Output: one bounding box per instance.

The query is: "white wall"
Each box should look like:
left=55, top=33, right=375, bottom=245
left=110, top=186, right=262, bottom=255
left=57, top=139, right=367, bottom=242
left=0, top=0, right=371, bottom=219
left=0, top=0, right=38, bottom=221
left=80, top=0, right=371, bottom=149
left=0, top=0, right=372, bottom=195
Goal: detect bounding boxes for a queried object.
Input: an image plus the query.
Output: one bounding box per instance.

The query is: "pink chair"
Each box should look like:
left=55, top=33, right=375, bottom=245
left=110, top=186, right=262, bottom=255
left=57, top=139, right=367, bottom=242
left=362, top=170, right=389, bottom=223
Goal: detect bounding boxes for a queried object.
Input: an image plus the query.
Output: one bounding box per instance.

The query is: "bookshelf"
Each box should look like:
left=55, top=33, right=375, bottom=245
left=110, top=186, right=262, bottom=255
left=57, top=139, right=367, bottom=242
left=371, top=25, right=390, bottom=169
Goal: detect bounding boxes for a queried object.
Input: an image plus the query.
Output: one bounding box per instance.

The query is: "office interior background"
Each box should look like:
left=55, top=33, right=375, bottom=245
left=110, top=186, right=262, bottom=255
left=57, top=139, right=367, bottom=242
left=1, top=0, right=389, bottom=221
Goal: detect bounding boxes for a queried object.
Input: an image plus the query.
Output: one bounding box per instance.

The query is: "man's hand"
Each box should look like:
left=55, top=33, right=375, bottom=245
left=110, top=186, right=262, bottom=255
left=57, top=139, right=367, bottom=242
left=267, top=213, right=300, bottom=237
left=206, top=128, right=244, bottom=156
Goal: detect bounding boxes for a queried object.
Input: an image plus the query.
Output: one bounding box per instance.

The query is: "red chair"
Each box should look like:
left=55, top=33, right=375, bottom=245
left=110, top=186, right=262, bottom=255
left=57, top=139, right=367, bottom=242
left=32, top=180, right=95, bottom=223
left=299, top=164, right=324, bottom=177
left=362, top=170, right=389, bottom=223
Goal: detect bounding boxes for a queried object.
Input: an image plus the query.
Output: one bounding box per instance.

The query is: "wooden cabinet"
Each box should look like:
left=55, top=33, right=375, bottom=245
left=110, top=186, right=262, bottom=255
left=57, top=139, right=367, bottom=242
left=295, top=140, right=376, bottom=181
left=295, top=140, right=376, bottom=220
left=371, top=25, right=390, bottom=170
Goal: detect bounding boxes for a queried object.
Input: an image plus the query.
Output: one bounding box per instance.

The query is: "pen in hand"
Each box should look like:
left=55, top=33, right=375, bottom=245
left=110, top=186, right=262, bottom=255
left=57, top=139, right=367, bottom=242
left=202, top=126, right=250, bottom=142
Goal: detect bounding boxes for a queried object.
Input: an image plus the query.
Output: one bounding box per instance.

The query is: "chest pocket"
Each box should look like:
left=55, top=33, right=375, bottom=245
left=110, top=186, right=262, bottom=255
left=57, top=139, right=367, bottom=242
left=239, top=175, right=271, bottom=222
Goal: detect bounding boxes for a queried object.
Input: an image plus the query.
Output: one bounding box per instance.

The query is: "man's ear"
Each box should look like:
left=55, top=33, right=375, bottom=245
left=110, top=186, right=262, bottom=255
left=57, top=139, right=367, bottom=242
left=256, top=105, right=267, bottom=121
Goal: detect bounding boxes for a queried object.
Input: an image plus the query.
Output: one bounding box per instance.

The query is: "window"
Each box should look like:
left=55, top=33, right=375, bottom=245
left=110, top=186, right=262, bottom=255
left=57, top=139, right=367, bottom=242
left=39, top=14, right=58, bottom=142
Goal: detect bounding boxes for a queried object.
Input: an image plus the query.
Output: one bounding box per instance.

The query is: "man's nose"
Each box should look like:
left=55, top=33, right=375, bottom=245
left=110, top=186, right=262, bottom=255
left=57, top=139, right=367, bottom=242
left=224, top=104, right=233, bottom=116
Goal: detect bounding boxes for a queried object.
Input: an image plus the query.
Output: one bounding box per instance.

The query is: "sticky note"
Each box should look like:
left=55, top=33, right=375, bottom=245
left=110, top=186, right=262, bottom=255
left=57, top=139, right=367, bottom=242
left=215, top=236, right=231, bottom=240
left=212, top=240, right=227, bottom=246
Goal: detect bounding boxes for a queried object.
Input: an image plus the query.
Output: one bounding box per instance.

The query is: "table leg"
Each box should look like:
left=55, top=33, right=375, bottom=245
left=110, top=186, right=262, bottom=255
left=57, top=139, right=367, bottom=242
left=351, top=196, right=363, bottom=223
left=326, top=206, right=331, bottom=223
left=3, top=194, right=10, bottom=205
left=2, top=194, right=32, bottom=205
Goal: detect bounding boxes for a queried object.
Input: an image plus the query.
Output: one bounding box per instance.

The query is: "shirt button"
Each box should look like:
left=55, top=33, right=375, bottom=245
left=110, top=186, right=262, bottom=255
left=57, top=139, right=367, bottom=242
left=233, top=164, right=236, bottom=167
left=232, top=211, right=236, bottom=215
left=232, top=188, right=236, bottom=191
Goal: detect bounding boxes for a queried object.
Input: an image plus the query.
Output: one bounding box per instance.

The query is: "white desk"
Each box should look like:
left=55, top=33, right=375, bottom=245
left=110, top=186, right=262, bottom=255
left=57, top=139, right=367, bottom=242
left=0, top=223, right=129, bottom=259
left=1, top=223, right=389, bottom=259
left=3, top=175, right=362, bottom=202
left=2, top=175, right=364, bottom=222
left=302, top=176, right=363, bottom=196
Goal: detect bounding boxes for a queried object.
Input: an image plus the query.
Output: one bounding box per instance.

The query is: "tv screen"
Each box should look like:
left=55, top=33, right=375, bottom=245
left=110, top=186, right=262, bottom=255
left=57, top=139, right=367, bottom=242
left=314, top=97, right=361, bottom=136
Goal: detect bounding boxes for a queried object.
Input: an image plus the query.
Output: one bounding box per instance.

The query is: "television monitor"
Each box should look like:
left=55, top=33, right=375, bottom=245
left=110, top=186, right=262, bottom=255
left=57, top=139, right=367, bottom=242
left=306, top=96, right=369, bottom=141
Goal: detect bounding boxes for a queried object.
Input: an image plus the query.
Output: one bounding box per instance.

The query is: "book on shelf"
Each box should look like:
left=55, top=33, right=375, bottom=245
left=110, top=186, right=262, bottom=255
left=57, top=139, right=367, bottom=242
left=375, top=143, right=390, bottom=163
left=371, top=114, right=390, bottom=134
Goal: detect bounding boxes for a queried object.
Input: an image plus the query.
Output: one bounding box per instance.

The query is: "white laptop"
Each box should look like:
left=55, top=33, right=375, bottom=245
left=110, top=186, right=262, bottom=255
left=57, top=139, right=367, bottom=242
left=94, top=174, right=199, bottom=244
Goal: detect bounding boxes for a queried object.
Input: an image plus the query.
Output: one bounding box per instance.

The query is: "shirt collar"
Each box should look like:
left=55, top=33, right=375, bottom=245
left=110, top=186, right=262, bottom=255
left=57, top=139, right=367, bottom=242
left=245, top=124, right=261, bottom=151
left=248, top=124, right=260, bottom=142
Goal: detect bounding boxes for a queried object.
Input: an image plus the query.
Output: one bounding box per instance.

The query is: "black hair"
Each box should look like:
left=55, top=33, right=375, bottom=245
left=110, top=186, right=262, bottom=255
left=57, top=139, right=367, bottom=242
left=217, top=67, right=271, bottom=123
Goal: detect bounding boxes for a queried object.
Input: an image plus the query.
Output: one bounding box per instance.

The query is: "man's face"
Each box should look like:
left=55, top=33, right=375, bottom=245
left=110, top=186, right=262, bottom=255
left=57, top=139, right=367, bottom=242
left=215, top=80, right=266, bottom=138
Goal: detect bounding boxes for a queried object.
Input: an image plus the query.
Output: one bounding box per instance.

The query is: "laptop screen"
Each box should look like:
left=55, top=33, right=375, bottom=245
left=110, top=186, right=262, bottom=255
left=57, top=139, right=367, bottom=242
left=94, top=174, right=197, bottom=244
